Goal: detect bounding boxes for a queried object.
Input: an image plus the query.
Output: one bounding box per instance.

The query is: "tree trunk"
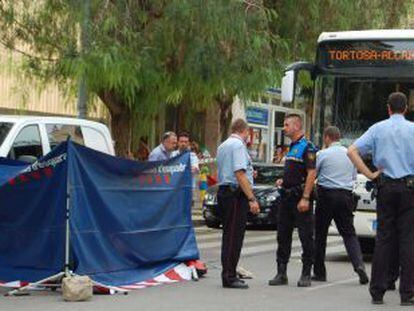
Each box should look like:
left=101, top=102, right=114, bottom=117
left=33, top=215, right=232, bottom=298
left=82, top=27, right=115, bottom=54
left=217, top=94, right=234, bottom=142
left=110, top=109, right=132, bottom=157
left=98, top=90, right=132, bottom=157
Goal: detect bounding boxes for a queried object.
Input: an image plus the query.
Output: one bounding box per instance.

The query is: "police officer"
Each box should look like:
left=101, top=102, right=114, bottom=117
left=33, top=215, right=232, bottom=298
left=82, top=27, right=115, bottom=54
left=313, top=126, right=368, bottom=284
left=269, top=114, right=317, bottom=287
left=348, top=92, right=414, bottom=305
left=217, top=118, right=260, bottom=289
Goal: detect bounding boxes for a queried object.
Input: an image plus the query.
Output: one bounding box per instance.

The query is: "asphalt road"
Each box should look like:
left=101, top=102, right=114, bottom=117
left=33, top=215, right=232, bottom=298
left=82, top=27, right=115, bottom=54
left=0, top=227, right=404, bottom=311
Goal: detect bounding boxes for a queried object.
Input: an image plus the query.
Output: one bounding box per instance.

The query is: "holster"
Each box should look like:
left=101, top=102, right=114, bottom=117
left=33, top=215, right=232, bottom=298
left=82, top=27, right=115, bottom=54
left=365, top=174, right=384, bottom=200
left=281, top=184, right=304, bottom=199
left=351, top=192, right=361, bottom=212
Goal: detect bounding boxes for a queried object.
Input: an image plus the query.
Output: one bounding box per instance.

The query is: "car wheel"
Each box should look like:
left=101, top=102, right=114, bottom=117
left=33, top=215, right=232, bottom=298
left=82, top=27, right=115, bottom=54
left=359, top=237, right=375, bottom=254
left=205, top=219, right=221, bottom=229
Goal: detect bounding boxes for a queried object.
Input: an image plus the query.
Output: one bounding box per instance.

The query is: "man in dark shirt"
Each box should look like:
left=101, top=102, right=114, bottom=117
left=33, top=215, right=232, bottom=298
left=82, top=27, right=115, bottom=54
left=269, top=114, right=317, bottom=287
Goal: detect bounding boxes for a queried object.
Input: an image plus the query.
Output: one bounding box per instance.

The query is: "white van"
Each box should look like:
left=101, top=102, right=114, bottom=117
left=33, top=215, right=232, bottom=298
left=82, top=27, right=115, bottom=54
left=0, top=116, right=115, bottom=162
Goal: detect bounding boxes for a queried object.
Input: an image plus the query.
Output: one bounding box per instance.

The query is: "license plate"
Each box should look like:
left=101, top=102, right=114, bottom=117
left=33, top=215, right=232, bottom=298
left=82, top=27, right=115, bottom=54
left=372, top=219, right=378, bottom=231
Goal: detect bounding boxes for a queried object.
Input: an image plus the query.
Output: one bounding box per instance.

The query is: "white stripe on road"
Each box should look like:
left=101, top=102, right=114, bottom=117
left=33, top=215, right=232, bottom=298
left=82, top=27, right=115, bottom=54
left=306, top=277, right=359, bottom=291
left=197, top=232, right=344, bottom=255
left=198, top=235, right=276, bottom=250
left=291, top=244, right=346, bottom=259
left=195, top=232, right=222, bottom=242
left=241, top=237, right=344, bottom=257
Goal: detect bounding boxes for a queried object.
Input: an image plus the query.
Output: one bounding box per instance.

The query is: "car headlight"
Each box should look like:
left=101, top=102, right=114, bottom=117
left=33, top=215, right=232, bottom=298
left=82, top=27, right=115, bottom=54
left=204, top=193, right=217, bottom=205
left=265, top=191, right=280, bottom=203
left=266, top=195, right=277, bottom=203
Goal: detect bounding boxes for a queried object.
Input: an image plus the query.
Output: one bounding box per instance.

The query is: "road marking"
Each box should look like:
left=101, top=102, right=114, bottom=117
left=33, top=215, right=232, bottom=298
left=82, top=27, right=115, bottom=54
left=242, top=237, right=344, bottom=257
left=198, top=235, right=276, bottom=250
left=197, top=232, right=343, bottom=254
left=195, top=232, right=222, bottom=242
left=306, top=277, right=359, bottom=291
left=291, top=244, right=346, bottom=259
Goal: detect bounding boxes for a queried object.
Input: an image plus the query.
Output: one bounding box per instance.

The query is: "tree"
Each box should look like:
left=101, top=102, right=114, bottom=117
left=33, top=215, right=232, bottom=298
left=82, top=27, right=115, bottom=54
left=264, top=0, right=411, bottom=65
left=0, top=0, right=277, bottom=156
left=261, top=0, right=411, bottom=114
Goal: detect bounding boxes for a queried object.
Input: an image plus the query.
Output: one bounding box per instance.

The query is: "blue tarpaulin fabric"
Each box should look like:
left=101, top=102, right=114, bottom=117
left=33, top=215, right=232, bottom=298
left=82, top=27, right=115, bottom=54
left=0, top=141, right=199, bottom=286
left=67, top=142, right=199, bottom=285
left=0, top=157, right=29, bottom=186
left=0, top=145, right=67, bottom=282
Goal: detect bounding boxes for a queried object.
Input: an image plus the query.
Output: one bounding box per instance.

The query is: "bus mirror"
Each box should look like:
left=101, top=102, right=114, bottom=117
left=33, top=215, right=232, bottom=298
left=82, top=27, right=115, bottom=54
left=281, top=70, right=295, bottom=103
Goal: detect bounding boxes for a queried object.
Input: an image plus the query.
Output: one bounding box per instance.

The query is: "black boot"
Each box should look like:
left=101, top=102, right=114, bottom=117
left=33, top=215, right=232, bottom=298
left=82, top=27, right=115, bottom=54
left=297, top=264, right=312, bottom=287
left=355, top=266, right=369, bottom=285
left=268, top=263, right=288, bottom=286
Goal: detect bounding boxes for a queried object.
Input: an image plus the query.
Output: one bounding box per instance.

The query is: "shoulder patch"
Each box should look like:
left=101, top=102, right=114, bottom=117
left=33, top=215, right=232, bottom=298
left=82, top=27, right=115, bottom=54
left=307, top=152, right=316, bottom=161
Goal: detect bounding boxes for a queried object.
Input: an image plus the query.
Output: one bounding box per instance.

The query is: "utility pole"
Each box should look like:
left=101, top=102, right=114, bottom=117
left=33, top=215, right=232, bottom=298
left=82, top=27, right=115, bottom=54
left=77, top=0, right=89, bottom=119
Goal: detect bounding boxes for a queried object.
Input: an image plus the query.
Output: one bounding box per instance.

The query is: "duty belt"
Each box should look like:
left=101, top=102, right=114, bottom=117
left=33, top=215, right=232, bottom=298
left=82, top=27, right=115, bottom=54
left=219, top=184, right=239, bottom=192
left=382, top=175, right=414, bottom=183
left=370, top=174, right=414, bottom=193
left=382, top=174, right=414, bottom=189
left=280, top=184, right=303, bottom=197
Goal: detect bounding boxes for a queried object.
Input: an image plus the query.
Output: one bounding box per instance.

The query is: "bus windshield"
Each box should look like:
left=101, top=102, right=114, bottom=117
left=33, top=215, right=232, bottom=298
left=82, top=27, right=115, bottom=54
left=312, top=76, right=414, bottom=147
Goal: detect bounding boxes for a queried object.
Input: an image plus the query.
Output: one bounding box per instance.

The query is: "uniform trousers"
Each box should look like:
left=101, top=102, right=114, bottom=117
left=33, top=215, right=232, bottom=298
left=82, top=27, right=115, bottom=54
left=314, top=186, right=364, bottom=277
left=276, top=193, right=314, bottom=266
left=217, top=186, right=249, bottom=285
left=370, top=181, right=414, bottom=301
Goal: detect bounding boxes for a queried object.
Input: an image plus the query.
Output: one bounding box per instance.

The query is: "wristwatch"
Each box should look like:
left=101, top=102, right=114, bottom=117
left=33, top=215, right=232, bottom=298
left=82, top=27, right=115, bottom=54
left=302, top=196, right=310, bottom=201
left=248, top=197, right=257, bottom=203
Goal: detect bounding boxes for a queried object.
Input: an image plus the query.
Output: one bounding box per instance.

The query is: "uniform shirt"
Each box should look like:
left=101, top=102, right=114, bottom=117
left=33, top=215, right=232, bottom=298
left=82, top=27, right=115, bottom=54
left=283, top=136, right=317, bottom=188
left=354, top=114, right=414, bottom=179
left=316, top=142, right=356, bottom=190
left=217, top=134, right=254, bottom=186
left=148, top=144, right=170, bottom=161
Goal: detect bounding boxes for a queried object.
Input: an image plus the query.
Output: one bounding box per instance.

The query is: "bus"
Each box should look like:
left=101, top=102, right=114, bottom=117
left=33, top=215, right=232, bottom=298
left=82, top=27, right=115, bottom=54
left=281, top=29, right=414, bottom=252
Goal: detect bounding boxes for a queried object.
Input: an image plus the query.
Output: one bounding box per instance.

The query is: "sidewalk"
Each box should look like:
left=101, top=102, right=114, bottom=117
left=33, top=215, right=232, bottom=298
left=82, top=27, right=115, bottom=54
left=192, top=195, right=205, bottom=227
left=192, top=207, right=205, bottom=227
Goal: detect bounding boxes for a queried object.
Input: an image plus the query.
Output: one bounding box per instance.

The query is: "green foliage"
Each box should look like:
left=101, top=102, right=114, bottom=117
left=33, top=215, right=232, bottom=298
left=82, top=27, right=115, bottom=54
left=265, top=0, right=411, bottom=66
left=263, top=0, right=411, bottom=90
left=0, top=0, right=277, bottom=140
left=0, top=0, right=411, bottom=151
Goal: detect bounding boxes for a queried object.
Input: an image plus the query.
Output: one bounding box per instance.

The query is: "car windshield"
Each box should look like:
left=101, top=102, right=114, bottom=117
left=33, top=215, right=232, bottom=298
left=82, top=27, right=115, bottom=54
left=0, top=122, right=13, bottom=146
left=254, top=164, right=283, bottom=185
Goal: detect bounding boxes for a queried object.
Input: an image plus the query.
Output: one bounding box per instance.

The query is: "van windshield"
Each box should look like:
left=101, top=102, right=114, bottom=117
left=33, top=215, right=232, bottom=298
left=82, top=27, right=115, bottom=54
left=0, top=122, right=13, bottom=146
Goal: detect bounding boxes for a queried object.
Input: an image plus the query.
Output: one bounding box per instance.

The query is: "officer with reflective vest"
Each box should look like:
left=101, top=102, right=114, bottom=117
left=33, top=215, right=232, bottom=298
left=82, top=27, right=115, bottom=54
left=269, top=114, right=317, bottom=287
left=348, top=92, right=414, bottom=305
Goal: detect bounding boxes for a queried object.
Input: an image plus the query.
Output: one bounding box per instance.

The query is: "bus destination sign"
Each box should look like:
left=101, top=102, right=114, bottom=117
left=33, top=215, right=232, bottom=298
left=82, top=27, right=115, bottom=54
left=318, top=40, right=414, bottom=69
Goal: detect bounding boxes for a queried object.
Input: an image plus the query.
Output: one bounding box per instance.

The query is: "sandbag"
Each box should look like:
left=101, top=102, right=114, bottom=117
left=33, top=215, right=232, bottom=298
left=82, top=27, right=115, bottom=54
left=62, top=275, right=93, bottom=301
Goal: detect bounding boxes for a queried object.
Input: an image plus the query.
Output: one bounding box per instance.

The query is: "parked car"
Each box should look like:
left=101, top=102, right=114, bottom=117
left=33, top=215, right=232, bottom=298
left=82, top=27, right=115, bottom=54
left=202, top=163, right=284, bottom=228
left=0, top=116, right=115, bottom=162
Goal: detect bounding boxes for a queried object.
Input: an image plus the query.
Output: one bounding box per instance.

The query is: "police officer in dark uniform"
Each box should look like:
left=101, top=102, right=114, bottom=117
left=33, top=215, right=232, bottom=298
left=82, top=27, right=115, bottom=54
left=269, top=114, right=317, bottom=287
left=348, top=92, right=414, bottom=305
left=216, top=118, right=260, bottom=289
